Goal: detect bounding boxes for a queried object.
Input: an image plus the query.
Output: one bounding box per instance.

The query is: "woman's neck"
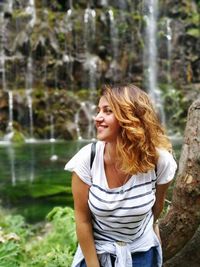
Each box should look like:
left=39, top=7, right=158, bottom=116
left=104, top=142, right=117, bottom=165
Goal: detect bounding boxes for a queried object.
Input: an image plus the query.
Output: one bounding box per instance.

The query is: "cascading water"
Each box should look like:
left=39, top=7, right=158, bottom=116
left=74, top=4, right=97, bottom=140
left=26, top=0, right=36, bottom=28
left=108, top=9, right=119, bottom=62
left=50, top=114, right=58, bottom=161
left=25, top=56, right=34, bottom=142
left=107, top=8, right=120, bottom=82
left=83, top=5, right=97, bottom=93
left=0, top=1, right=195, bottom=142
left=0, top=11, right=6, bottom=92
left=7, top=0, right=13, bottom=14
left=3, top=90, right=14, bottom=141
left=166, top=18, right=172, bottom=85
left=0, top=9, right=14, bottom=141
left=8, top=90, right=14, bottom=133
left=75, top=101, right=96, bottom=140
left=50, top=115, right=55, bottom=142
left=143, top=0, right=165, bottom=124
left=62, top=3, right=74, bottom=90
left=25, top=0, right=36, bottom=142
left=84, top=6, right=96, bottom=52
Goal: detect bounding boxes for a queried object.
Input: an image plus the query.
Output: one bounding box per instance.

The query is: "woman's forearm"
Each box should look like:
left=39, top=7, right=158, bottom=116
left=153, top=182, right=171, bottom=222
left=72, top=173, right=100, bottom=267
left=152, top=203, right=163, bottom=222
left=76, top=221, right=100, bottom=267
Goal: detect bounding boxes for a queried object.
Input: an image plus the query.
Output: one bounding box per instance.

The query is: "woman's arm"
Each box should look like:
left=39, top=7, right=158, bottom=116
left=72, top=172, right=100, bottom=267
left=153, top=182, right=171, bottom=221
left=152, top=182, right=171, bottom=242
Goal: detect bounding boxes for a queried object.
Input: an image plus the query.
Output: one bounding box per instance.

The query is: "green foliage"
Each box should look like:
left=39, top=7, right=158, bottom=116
left=0, top=241, right=21, bottom=267
left=0, top=213, right=32, bottom=241
left=160, top=84, right=189, bottom=135
left=0, top=210, right=33, bottom=267
left=25, top=207, right=76, bottom=267
left=186, top=28, right=200, bottom=38
left=0, top=207, right=77, bottom=267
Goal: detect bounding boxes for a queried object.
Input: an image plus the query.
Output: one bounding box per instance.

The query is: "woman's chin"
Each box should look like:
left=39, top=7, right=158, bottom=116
left=96, top=133, right=106, bottom=141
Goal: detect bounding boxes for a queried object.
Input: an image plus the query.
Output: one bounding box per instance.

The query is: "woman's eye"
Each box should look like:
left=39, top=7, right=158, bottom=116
left=96, top=108, right=100, bottom=114
left=105, top=108, right=112, bottom=114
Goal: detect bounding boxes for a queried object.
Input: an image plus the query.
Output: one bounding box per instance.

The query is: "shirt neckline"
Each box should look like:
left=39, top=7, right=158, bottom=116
left=100, top=142, right=135, bottom=191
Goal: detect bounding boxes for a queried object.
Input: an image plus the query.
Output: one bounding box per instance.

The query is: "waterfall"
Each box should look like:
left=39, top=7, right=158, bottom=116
left=25, top=56, right=34, bottom=141
left=108, top=9, right=119, bottom=62
left=98, top=0, right=108, bottom=6
left=7, top=0, right=13, bottom=13
left=83, top=6, right=97, bottom=94
left=144, top=0, right=165, bottom=124
left=26, top=0, right=36, bottom=28
left=8, top=90, right=14, bottom=133
left=50, top=121, right=58, bottom=161
left=63, top=7, right=74, bottom=90
left=24, top=0, right=36, bottom=141
left=84, top=6, right=96, bottom=51
left=75, top=112, right=82, bottom=140
left=75, top=101, right=96, bottom=140
left=4, top=90, right=14, bottom=141
left=0, top=11, right=6, bottom=92
left=79, top=5, right=97, bottom=139
left=50, top=115, right=58, bottom=161
left=0, top=1, right=193, bottom=142
left=83, top=54, right=98, bottom=96
left=0, top=10, right=14, bottom=140
left=50, top=115, right=55, bottom=142
left=107, top=9, right=120, bottom=82
left=166, top=18, right=172, bottom=85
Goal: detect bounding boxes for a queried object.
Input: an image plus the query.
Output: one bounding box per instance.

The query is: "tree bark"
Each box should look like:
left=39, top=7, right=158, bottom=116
left=160, top=97, right=200, bottom=266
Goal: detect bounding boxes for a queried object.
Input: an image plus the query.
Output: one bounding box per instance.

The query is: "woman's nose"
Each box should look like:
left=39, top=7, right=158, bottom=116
left=94, top=112, right=104, bottom=122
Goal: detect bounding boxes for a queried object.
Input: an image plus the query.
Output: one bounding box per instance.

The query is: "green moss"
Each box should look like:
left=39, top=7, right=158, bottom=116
left=76, top=89, right=91, bottom=100
left=11, top=131, right=26, bottom=144
left=186, top=28, right=200, bottom=38
left=12, top=10, right=30, bottom=20
left=30, top=184, right=67, bottom=198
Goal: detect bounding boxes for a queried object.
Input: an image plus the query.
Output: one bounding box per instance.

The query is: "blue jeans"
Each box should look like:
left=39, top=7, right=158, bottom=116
left=80, top=246, right=157, bottom=267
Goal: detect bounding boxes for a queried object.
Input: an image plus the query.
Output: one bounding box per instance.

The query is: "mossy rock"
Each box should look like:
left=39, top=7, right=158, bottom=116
left=11, top=130, right=26, bottom=143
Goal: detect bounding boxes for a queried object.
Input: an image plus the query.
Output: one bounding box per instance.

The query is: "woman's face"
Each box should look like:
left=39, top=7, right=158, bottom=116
left=94, top=96, right=120, bottom=142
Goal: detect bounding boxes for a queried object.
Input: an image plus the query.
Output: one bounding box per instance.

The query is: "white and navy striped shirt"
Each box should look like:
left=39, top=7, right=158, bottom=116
left=65, top=141, right=177, bottom=267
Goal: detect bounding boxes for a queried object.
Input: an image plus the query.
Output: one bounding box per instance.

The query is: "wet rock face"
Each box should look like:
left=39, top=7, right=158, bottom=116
left=0, top=0, right=199, bottom=140
left=2, top=0, right=198, bottom=91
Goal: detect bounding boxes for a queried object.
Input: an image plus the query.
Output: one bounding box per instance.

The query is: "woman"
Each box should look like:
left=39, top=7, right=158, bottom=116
left=65, top=84, right=177, bottom=267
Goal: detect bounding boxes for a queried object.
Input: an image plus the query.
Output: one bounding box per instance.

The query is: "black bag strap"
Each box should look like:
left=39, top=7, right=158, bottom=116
left=90, top=142, right=97, bottom=169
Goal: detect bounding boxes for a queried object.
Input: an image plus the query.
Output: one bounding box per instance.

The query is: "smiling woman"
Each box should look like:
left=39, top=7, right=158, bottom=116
left=64, top=84, right=177, bottom=267
left=95, top=96, right=121, bottom=142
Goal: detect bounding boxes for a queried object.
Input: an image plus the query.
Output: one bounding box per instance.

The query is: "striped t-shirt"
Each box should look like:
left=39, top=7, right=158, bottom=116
left=65, top=141, right=177, bottom=266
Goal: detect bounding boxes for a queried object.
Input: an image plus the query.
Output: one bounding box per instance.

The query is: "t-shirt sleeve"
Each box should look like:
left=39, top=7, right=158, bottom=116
left=64, top=143, right=92, bottom=186
left=156, top=149, right=177, bottom=185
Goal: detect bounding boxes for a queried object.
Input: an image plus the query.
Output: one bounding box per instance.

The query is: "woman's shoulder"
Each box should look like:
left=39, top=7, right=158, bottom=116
left=156, top=148, right=177, bottom=184
left=156, top=148, right=175, bottom=163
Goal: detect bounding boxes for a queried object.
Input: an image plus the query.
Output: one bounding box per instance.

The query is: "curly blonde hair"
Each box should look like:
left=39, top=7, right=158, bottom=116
left=101, top=84, right=172, bottom=175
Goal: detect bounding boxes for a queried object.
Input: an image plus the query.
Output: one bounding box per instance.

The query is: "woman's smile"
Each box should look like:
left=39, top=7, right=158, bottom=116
left=94, top=96, right=120, bottom=142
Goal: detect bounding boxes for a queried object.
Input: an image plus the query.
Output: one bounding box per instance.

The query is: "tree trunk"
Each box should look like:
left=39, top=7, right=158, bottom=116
left=160, top=97, right=200, bottom=266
